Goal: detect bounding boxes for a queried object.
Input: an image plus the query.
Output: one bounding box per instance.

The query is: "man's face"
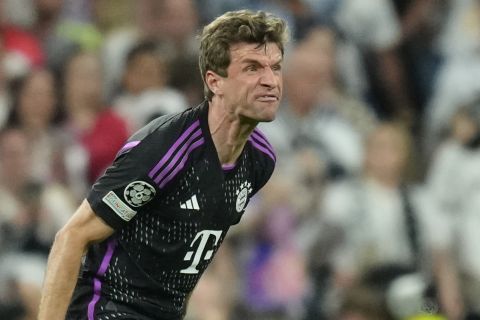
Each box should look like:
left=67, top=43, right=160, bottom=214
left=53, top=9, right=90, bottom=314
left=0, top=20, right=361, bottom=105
left=217, top=42, right=283, bottom=122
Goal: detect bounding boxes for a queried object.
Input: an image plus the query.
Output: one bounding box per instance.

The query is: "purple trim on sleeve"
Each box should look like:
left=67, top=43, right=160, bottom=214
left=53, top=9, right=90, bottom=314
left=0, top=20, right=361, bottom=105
left=253, top=128, right=275, bottom=149
left=153, top=129, right=202, bottom=184
left=248, top=138, right=276, bottom=162
left=118, top=140, right=140, bottom=154
left=253, top=127, right=267, bottom=139
left=158, top=138, right=205, bottom=188
left=250, top=131, right=275, bottom=154
left=250, top=132, right=276, bottom=156
left=87, top=239, right=118, bottom=320
left=148, top=120, right=200, bottom=178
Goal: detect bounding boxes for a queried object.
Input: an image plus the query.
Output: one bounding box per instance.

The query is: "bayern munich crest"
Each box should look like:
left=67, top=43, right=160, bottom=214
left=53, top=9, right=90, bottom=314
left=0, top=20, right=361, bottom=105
left=236, top=181, right=253, bottom=213
left=124, top=181, right=156, bottom=207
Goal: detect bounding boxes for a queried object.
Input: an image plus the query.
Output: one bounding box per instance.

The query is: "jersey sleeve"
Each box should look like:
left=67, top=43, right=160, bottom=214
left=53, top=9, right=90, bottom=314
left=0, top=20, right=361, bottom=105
left=249, top=128, right=277, bottom=194
left=87, top=115, right=194, bottom=230
left=254, top=156, right=276, bottom=194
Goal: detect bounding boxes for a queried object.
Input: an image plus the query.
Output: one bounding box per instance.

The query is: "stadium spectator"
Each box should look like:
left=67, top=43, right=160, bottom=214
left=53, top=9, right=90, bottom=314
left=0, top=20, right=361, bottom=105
left=425, top=104, right=480, bottom=317
left=61, top=51, right=128, bottom=188
left=318, top=122, right=463, bottom=319
left=112, top=41, right=187, bottom=133
left=7, top=68, right=64, bottom=183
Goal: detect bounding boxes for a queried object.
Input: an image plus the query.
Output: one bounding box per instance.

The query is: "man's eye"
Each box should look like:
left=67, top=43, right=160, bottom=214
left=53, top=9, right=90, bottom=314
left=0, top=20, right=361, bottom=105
left=272, top=64, right=282, bottom=71
left=246, top=65, right=257, bottom=71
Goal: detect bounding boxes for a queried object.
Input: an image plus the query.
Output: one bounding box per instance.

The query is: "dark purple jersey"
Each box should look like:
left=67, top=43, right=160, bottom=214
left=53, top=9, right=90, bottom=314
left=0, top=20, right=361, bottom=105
left=66, top=102, right=276, bottom=320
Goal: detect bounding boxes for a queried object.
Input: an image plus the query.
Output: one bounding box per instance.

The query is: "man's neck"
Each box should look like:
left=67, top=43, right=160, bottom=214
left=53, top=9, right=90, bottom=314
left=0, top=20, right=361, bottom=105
left=207, top=100, right=257, bottom=166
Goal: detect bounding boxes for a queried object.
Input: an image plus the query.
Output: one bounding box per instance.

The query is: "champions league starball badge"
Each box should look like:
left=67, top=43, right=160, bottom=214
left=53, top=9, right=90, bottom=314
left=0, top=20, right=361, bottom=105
left=124, top=181, right=156, bottom=207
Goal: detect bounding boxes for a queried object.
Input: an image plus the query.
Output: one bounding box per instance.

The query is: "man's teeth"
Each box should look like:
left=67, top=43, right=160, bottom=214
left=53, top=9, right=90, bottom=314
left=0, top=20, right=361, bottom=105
left=260, top=96, right=277, bottom=100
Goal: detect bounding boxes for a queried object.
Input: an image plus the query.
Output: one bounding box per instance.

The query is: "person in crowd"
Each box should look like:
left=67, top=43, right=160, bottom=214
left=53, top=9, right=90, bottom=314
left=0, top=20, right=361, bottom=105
left=0, top=129, right=74, bottom=320
left=30, top=0, right=102, bottom=73
left=0, top=0, right=45, bottom=79
left=61, top=50, right=129, bottom=190
left=113, top=41, right=187, bottom=133
left=242, top=204, right=309, bottom=319
left=391, top=0, right=447, bottom=113
left=101, top=0, right=199, bottom=99
left=426, top=103, right=480, bottom=318
left=332, top=0, right=416, bottom=124
left=0, top=127, right=75, bottom=256
left=260, top=27, right=376, bottom=179
left=7, top=68, right=64, bottom=183
left=318, top=122, right=463, bottom=319
left=423, top=0, right=480, bottom=155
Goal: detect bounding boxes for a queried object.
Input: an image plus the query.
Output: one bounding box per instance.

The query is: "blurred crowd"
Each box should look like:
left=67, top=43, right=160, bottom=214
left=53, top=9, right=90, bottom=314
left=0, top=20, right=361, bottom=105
left=0, top=0, right=479, bottom=319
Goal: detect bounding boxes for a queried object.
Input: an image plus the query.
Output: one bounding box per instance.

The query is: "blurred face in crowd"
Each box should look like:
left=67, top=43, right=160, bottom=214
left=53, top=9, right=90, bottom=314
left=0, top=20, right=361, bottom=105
left=135, top=0, right=162, bottom=38
left=285, top=28, right=336, bottom=116
left=34, top=0, right=64, bottom=19
left=285, top=48, right=335, bottom=116
left=123, top=52, right=165, bottom=95
left=18, top=69, right=57, bottom=130
left=0, top=129, right=30, bottom=189
left=65, top=52, right=103, bottom=109
left=157, top=0, right=198, bottom=44
left=137, top=0, right=197, bottom=43
left=211, top=42, right=283, bottom=123
left=364, top=124, right=410, bottom=184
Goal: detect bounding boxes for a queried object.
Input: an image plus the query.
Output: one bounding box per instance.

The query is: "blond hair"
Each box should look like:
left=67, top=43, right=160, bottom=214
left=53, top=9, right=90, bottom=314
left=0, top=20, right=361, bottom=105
left=199, top=10, right=289, bottom=100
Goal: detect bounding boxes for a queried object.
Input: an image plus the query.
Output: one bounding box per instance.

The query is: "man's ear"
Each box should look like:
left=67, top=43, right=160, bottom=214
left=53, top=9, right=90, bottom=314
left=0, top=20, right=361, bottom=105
left=205, top=70, right=224, bottom=97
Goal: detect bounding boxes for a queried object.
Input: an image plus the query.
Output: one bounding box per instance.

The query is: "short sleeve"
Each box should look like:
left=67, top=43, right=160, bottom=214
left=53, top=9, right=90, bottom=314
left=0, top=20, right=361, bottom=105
left=87, top=138, right=162, bottom=230
left=87, top=114, right=195, bottom=230
left=249, top=129, right=277, bottom=194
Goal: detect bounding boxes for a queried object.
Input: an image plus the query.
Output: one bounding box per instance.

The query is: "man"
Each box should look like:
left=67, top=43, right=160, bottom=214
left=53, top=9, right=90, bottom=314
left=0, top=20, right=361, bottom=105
left=38, top=10, right=288, bottom=320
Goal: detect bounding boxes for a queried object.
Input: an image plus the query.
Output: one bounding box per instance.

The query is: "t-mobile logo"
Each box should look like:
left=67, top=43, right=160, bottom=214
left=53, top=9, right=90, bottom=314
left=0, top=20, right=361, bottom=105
left=180, top=230, right=223, bottom=274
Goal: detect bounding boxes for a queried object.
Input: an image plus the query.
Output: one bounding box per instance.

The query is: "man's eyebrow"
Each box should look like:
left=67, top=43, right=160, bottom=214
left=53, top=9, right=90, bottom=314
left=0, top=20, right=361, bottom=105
left=241, top=57, right=283, bottom=65
left=241, top=58, right=263, bottom=65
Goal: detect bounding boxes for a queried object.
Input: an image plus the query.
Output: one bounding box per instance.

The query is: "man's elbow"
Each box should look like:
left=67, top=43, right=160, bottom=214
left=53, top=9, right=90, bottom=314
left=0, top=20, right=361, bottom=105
left=53, top=225, right=90, bottom=253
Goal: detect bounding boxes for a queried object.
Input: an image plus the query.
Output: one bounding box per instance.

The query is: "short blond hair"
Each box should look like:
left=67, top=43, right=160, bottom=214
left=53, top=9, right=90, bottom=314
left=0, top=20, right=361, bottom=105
left=199, top=10, right=289, bottom=100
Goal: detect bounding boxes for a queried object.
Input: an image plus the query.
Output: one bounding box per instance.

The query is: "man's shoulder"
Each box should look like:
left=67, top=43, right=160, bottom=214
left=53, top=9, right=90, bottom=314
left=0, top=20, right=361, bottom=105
left=247, top=127, right=277, bottom=164
left=245, top=127, right=277, bottom=193
left=131, top=104, right=203, bottom=142
left=114, top=104, right=205, bottom=163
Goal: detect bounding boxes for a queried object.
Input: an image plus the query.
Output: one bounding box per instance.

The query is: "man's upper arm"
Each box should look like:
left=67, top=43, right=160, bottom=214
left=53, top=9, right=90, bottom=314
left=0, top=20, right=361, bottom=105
left=61, top=200, right=115, bottom=245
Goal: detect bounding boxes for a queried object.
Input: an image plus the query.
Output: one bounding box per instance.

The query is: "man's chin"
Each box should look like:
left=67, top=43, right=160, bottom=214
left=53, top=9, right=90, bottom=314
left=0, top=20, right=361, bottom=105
left=240, top=114, right=275, bottom=124
left=259, top=114, right=276, bottom=122
left=252, top=109, right=277, bottom=123
left=238, top=104, right=279, bottom=123
left=259, top=105, right=279, bottom=122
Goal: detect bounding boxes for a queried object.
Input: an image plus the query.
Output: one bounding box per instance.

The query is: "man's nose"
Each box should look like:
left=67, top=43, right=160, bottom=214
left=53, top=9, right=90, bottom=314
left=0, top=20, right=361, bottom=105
left=260, top=67, right=277, bottom=87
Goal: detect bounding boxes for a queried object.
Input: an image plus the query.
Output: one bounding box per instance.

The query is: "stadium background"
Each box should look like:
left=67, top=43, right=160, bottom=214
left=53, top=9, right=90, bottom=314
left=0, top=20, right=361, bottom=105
left=0, top=0, right=479, bottom=319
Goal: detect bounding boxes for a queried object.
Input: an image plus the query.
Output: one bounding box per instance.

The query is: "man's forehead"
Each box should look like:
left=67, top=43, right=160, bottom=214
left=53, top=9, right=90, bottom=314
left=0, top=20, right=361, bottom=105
left=230, top=42, right=282, bottom=61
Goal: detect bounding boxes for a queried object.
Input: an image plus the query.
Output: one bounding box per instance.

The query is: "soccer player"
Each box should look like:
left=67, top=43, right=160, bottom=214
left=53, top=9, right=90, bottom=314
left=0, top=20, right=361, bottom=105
left=38, top=10, right=288, bottom=320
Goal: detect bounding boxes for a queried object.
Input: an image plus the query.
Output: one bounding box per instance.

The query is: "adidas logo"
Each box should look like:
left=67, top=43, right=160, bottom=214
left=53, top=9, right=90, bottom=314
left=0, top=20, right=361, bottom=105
left=180, top=195, right=200, bottom=210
